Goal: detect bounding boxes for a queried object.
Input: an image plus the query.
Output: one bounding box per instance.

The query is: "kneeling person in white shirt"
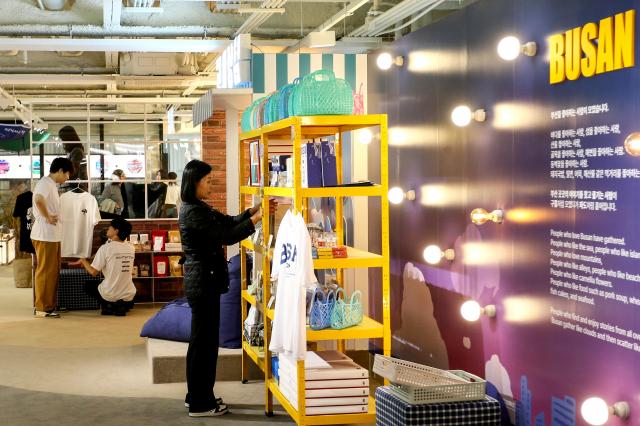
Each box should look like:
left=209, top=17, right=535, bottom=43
left=71, top=217, right=136, bottom=316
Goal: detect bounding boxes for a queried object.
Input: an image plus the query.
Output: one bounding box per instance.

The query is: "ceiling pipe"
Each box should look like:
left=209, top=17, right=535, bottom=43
left=234, top=0, right=288, bottom=37
left=0, top=38, right=229, bottom=53
left=0, top=24, right=309, bottom=38
left=350, top=0, right=443, bottom=37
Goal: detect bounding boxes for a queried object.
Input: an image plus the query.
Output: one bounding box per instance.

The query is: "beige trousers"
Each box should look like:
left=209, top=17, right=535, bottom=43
left=32, top=240, right=61, bottom=312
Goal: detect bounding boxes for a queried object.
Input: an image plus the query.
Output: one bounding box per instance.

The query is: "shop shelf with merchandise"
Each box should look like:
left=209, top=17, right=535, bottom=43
left=131, top=249, right=184, bottom=303
left=238, top=114, right=390, bottom=426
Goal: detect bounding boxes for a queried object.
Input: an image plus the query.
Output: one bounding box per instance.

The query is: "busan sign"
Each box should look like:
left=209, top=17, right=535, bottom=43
left=549, top=9, right=635, bottom=84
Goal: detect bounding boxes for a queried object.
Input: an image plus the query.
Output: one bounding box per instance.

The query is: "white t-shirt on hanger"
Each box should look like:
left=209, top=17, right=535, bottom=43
left=91, top=240, right=136, bottom=302
left=60, top=191, right=101, bottom=258
left=31, top=176, right=62, bottom=242
left=269, top=210, right=317, bottom=360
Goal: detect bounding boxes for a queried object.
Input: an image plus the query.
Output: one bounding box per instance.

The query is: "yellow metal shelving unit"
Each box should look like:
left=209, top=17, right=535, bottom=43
left=238, top=115, right=390, bottom=426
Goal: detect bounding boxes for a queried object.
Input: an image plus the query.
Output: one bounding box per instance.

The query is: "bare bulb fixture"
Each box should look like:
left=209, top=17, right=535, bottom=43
left=470, top=208, right=504, bottom=225
left=451, top=105, right=486, bottom=127
left=623, top=132, right=640, bottom=157
left=388, top=187, right=416, bottom=205
left=497, top=36, right=537, bottom=61
left=377, top=52, right=404, bottom=70
left=359, top=128, right=373, bottom=145
left=581, top=397, right=630, bottom=425
left=423, top=245, right=455, bottom=265
left=460, top=301, right=497, bottom=322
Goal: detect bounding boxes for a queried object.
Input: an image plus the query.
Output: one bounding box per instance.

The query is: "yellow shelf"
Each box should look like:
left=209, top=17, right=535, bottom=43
left=240, top=114, right=385, bottom=141
left=241, top=289, right=257, bottom=306
left=242, top=341, right=265, bottom=372
left=267, top=379, right=375, bottom=425
left=307, top=316, right=383, bottom=341
left=313, top=247, right=383, bottom=269
left=265, top=311, right=382, bottom=341
left=241, top=185, right=383, bottom=199
left=243, top=240, right=381, bottom=269
left=239, top=114, right=389, bottom=426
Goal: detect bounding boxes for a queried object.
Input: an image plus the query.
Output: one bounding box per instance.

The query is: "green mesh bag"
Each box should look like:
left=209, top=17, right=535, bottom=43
left=291, top=70, right=354, bottom=116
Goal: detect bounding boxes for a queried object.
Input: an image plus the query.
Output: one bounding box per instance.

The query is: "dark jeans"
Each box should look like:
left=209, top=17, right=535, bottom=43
left=83, top=280, right=133, bottom=309
left=185, top=293, right=221, bottom=412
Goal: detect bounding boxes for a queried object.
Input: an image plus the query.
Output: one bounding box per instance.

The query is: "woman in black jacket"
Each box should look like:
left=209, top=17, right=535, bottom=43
left=179, top=160, right=262, bottom=417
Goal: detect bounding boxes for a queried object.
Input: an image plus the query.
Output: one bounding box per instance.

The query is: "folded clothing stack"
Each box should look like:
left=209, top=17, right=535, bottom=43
left=278, top=351, right=369, bottom=415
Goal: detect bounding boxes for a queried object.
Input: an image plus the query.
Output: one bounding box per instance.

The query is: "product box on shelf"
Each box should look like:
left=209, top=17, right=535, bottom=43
left=164, top=242, right=182, bottom=252
left=154, top=256, right=169, bottom=277
left=168, top=256, right=182, bottom=277
left=301, top=142, right=323, bottom=188
left=321, top=140, right=337, bottom=186
left=152, top=231, right=167, bottom=252
left=167, top=230, right=181, bottom=243
left=250, top=141, right=262, bottom=186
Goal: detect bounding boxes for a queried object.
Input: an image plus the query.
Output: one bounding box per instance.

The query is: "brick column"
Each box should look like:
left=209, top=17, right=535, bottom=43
left=201, top=111, right=227, bottom=213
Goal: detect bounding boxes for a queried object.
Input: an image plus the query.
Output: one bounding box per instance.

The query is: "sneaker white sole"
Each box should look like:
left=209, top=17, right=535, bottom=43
left=188, top=408, right=228, bottom=417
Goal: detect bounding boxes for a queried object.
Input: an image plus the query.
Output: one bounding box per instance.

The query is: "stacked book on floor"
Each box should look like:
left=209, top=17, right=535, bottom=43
left=278, top=350, right=370, bottom=415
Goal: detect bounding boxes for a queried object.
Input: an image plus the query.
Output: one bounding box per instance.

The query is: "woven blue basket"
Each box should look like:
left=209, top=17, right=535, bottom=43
left=330, top=289, right=363, bottom=330
left=309, top=287, right=336, bottom=330
left=278, top=78, right=300, bottom=120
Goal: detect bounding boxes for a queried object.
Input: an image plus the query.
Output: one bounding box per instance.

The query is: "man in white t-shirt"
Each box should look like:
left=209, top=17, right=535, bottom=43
left=71, top=217, right=136, bottom=316
left=31, top=157, right=73, bottom=319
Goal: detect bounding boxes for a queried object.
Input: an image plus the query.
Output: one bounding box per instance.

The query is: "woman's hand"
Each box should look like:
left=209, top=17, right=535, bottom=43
left=250, top=207, right=263, bottom=225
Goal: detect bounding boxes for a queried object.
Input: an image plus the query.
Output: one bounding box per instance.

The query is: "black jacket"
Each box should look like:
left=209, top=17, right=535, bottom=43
left=179, top=201, right=255, bottom=298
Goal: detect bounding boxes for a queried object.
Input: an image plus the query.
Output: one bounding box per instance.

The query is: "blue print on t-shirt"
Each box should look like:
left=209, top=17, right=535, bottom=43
left=280, top=243, right=298, bottom=266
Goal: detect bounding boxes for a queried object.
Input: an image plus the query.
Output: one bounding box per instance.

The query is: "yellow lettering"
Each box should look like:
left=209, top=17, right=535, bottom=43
left=565, top=28, right=582, bottom=80
left=549, top=34, right=566, bottom=84
left=596, top=16, right=614, bottom=74
left=581, top=22, right=598, bottom=77
left=614, top=9, right=635, bottom=69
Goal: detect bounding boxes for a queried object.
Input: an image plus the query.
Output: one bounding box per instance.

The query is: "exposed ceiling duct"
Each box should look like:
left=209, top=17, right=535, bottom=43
left=234, top=0, right=289, bottom=36
left=351, top=0, right=448, bottom=37
left=0, top=38, right=229, bottom=53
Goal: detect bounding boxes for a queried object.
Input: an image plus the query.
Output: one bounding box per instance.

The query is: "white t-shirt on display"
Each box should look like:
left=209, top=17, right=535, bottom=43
left=269, top=210, right=317, bottom=360
left=60, top=191, right=101, bottom=258
left=91, top=240, right=136, bottom=302
left=165, top=184, right=180, bottom=205
left=31, top=176, right=62, bottom=242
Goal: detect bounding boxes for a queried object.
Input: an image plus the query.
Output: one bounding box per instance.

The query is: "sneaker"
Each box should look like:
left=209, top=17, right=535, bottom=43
left=185, top=398, right=223, bottom=408
left=114, top=300, right=127, bottom=317
left=34, top=310, right=60, bottom=318
left=55, top=307, right=69, bottom=313
left=188, top=405, right=228, bottom=417
left=101, top=303, right=114, bottom=315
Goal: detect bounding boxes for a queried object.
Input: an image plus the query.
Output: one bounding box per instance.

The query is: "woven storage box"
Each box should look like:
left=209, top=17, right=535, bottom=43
left=375, top=386, right=500, bottom=426
left=374, top=354, right=469, bottom=387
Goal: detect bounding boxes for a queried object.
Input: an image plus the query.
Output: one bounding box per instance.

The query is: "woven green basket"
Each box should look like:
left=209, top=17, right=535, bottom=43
left=292, top=70, right=354, bottom=116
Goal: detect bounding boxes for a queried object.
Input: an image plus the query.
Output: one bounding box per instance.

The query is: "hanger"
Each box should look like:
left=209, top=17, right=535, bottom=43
left=71, top=178, right=85, bottom=193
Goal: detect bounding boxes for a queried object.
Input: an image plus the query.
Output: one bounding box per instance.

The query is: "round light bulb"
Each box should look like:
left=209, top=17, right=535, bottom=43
left=451, top=105, right=473, bottom=127
left=497, top=36, right=522, bottom=61
left=470, top=208, right=489, bottom=225
left=624, top=132, right=640, bottom=157
left=423, top=245, right=443, bottom=265
left=388, top=187, right=405, bottom=205
left=460, top=301, right=482, bottom=322
left=581, top=397, right=610, bottom=426
left=377, top=53, right=393, bottom=70
left=359, top=128, right=373, bottom=145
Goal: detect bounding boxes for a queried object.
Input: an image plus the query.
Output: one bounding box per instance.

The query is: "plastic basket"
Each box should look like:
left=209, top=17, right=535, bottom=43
left=387, top=370, right=486, bottom=404
left=373, top=354, right=468, bottom=387
left=330, top=289, right=363, bottom=329
left=265, top=92, right=280, bottom=124
left=294, top=70, right=354, bottom=116
left=242, top=97, right=265, bottom=132
left=278, top=78, right=299, bottom=120
left=309, top=287, right=336, bottom=330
